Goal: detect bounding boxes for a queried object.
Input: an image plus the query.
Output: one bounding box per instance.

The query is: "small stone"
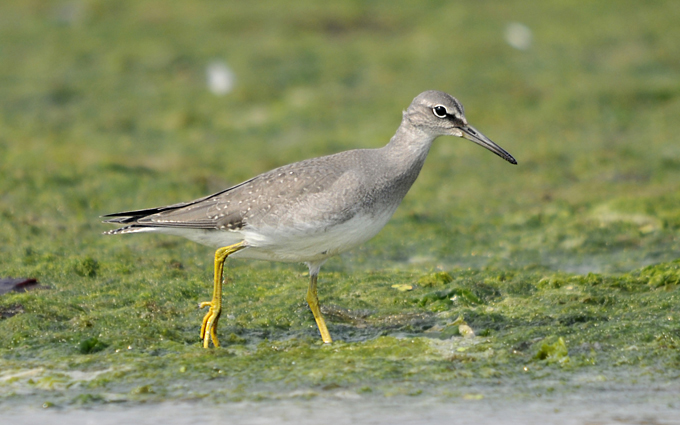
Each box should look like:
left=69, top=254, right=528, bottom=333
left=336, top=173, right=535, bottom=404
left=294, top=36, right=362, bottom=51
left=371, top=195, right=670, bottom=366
left=459, top=324, right=475, bottom=338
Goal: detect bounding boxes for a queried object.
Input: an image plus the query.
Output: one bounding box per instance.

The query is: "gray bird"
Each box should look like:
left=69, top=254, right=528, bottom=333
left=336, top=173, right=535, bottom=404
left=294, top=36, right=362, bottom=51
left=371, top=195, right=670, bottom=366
left=104, top=90, right=517, bottom=348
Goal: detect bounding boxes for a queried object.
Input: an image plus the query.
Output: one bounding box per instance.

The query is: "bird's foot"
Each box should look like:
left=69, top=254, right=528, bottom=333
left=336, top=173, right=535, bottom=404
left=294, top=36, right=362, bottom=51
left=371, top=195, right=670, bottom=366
left=199, top=301, right=220, bottom=348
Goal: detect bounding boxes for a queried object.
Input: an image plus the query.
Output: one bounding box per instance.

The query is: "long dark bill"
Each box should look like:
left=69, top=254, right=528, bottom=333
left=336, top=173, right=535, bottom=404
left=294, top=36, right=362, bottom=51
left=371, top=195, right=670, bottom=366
left=461, top=125, right=517, bottom=165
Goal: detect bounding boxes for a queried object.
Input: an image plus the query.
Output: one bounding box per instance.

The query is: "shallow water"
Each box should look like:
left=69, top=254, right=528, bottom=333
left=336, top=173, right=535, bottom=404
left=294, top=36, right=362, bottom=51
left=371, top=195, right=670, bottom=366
left=4, top=390, right=680, bottom=425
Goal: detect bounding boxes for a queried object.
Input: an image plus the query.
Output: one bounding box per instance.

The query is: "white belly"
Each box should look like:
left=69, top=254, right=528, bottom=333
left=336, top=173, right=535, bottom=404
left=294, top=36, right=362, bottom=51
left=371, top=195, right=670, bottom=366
left=158, top=205, right=398, bottom=264
left=241, top=207, right=396, bottom=262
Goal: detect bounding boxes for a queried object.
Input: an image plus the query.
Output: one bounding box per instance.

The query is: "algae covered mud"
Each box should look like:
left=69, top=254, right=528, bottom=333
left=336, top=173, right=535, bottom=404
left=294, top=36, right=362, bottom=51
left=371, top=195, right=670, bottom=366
left=0, top=262, right=678, bottom=408
left=1, top=0, right=679, bottom=421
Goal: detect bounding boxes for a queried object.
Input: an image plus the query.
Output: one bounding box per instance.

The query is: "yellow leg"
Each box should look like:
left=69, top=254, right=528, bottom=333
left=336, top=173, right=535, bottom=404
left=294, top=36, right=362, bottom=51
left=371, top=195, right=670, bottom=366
left=305, top=272, right=333, bottom=344
left=199, top=241, right=246, bottom=348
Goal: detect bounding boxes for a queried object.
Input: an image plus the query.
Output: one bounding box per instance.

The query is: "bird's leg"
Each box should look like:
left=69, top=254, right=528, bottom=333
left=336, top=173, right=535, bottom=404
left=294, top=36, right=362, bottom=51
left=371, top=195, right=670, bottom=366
left=200, top=241, right=246, bottom=348
left=305, top=271, right=333, bottom=344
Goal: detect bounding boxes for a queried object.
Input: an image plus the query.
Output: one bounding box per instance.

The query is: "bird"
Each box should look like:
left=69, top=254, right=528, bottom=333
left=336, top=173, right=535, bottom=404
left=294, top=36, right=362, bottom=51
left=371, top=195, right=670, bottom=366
left=103, top=90, right=517, bottom=348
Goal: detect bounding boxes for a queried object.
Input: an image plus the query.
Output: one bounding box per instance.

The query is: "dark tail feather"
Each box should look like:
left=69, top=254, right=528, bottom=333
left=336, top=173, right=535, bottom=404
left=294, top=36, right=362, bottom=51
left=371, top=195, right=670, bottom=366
left=101, top=201, right=196, bottom=224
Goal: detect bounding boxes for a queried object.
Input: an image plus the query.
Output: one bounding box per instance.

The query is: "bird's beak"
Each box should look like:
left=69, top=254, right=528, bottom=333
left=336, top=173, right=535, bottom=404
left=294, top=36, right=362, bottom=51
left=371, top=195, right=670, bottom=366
left=460, top=125, right=517, bottom=165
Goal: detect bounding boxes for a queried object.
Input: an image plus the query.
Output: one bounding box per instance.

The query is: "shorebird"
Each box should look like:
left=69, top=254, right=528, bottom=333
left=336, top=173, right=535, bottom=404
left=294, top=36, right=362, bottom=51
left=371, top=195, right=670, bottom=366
left=104, top=90, right=517, bottom=348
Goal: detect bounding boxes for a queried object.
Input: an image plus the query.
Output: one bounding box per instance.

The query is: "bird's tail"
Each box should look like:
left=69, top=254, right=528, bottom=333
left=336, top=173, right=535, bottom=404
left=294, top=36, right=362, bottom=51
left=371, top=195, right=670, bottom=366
left=103, top=225, right=156, bottom=235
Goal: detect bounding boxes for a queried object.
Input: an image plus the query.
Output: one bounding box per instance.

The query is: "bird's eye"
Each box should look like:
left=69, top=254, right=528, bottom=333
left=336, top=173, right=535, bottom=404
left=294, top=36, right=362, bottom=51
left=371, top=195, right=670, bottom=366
left=433, top=105, right=447, bottom=118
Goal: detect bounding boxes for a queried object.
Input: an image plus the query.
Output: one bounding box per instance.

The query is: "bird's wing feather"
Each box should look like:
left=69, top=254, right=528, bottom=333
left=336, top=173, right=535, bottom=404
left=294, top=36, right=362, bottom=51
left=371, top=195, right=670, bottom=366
left=104, top=151, right=368, bottom=231
left=102, top=175, right=260, bottom=225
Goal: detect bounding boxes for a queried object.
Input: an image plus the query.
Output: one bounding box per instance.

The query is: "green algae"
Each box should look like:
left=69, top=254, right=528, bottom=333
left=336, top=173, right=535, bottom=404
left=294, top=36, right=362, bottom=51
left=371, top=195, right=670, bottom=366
left=534, top=336, right=570, bottom=365
left=417, top=272, right=453, bottom=288
left=1, top=0, right=680, bottom=410
left=1, top=261, right=678, bottom=406
left=78, top=337, right=110, bottom=355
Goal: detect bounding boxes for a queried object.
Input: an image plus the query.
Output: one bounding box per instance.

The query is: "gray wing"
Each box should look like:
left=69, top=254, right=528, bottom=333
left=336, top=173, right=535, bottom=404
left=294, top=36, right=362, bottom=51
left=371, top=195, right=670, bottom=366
left=103, top=151, right=370, bottom=232
left=102, top=175, right=259, bottom=228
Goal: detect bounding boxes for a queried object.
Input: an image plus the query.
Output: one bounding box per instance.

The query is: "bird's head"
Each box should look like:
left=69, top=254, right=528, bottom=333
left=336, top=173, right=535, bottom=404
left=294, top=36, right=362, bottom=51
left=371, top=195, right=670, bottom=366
left=405, top=90, right=517, bottom=164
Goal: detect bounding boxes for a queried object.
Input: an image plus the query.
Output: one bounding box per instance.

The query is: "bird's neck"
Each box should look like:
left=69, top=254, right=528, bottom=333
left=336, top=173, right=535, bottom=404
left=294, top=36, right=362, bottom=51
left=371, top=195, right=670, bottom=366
left=384, top=117, right=436, bottom=171
left=378, top=117, right=437, bottom=198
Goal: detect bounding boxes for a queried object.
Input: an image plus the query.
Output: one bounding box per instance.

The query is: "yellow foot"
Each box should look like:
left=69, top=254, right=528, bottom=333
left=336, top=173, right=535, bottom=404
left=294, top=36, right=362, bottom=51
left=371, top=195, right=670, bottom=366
left=199, top=241, right=247, bottom=349
left=200, top=301, right=220, bottom=348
